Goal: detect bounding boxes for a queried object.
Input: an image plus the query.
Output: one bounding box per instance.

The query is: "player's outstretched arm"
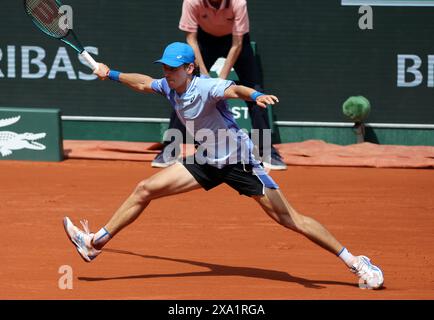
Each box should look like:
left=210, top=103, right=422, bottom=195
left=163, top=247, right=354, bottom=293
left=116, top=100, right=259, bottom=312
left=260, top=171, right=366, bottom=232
left=94, top=63, right=155, bottom=94
left=224, top=85, right=279, bottom=108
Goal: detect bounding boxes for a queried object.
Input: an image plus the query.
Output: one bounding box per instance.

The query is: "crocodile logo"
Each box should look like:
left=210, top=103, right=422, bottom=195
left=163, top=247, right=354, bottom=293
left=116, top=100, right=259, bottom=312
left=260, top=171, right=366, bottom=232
left=0, top=116, right=47, bottom=157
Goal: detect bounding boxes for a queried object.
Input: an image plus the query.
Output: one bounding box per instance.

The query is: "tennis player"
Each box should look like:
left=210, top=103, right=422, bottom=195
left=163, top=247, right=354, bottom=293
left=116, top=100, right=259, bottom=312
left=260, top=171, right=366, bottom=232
left=63, top=42, right=384, bottom=289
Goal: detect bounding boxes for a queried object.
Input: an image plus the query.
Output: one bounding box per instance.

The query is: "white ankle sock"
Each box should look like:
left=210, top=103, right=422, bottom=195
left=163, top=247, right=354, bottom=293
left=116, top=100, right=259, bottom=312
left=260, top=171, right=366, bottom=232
left=338, top=247, right=356, bottom=267
left=93, top=227, right=112, bottom=249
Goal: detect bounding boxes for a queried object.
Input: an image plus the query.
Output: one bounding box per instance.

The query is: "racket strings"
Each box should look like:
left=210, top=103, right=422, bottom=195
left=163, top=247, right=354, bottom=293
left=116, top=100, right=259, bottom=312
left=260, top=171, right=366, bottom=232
left=25, top=0, right=68, bottom=38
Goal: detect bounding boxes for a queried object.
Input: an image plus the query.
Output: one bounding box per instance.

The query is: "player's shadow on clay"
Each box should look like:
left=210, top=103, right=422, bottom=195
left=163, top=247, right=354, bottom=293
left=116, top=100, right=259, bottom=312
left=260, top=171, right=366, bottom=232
left=78, top=248, right=358, bottom=289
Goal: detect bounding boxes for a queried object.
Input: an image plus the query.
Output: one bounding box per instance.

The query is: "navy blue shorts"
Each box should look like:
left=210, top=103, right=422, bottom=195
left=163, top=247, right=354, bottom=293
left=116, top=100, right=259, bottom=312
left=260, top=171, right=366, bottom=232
left=182, top=157, right=279, bottom=197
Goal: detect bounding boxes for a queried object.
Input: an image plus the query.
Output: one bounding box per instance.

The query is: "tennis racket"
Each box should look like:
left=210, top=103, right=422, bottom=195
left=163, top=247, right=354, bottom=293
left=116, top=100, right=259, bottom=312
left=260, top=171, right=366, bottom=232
left=24, top=0, right=99, bottom=71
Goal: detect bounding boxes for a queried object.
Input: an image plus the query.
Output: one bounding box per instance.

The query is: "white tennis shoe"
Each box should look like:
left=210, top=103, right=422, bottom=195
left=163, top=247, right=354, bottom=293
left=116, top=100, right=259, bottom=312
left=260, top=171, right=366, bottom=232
left=63, top=217, right=101, bottom=262
left=351, top=255, right=384, bottom=289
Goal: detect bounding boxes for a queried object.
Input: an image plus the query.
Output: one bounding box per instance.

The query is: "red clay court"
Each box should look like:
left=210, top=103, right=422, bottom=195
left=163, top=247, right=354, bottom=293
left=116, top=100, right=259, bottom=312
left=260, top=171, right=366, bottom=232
left=1, top=159, right=433, bottom=299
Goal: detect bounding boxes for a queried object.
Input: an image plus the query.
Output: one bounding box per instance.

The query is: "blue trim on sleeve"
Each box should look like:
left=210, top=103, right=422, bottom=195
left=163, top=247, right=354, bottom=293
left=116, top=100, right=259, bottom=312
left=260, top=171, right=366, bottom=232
left=151, top=80, right=160, bottom=93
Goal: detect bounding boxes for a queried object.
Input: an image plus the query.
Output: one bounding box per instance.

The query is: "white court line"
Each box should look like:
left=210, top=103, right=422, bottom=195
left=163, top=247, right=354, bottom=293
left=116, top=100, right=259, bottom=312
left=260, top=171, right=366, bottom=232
left=275, top=121, right=434, bottom=129
left=61, top=116, right=434, bottom=129
left=62, top=116, right=170, bottom=123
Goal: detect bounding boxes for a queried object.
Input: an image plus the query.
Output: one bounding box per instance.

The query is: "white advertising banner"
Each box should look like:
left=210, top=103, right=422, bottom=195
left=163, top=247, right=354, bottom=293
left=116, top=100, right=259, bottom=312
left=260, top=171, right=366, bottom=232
left=342, top=0, right=434, bottom=6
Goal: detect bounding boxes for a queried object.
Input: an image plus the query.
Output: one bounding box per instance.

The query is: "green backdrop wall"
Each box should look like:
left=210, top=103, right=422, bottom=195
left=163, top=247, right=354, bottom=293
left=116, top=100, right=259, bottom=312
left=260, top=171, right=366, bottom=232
left=1, top=1, right=433, bottom=143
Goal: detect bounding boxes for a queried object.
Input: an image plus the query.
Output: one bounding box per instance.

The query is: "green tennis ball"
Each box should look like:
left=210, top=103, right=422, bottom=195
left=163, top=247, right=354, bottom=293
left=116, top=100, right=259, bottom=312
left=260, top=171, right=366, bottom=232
left=342, top=96, right=371, bottom=122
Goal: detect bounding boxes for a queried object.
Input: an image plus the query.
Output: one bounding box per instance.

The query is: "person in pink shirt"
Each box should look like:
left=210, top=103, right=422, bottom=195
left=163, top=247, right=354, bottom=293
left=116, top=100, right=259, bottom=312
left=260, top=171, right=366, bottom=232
left=151, top=0, right=288, bottom=171
left=179, top=0, right=250, bottom=79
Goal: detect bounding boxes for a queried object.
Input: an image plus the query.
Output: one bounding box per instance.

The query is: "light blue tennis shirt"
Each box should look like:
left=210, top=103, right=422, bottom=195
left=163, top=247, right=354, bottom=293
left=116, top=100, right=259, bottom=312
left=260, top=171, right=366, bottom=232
left=151, top=75, right=259, bottom=168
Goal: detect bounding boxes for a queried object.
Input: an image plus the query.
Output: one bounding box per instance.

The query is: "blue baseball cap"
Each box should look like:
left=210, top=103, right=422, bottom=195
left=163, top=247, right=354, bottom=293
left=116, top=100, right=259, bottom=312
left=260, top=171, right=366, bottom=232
left=154, top=42, right=195, bottom=68
left=154, top=42, right=195, bottom=67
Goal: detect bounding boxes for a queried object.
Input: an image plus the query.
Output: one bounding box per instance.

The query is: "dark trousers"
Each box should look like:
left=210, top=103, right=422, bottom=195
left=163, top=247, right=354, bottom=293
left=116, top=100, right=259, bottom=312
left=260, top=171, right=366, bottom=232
left=163, top=29, right=278, bottom=157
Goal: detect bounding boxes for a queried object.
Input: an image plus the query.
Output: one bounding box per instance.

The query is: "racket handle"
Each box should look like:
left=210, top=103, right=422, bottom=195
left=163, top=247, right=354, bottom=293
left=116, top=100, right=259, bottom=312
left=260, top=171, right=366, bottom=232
left=80, top=50, right=99, bottom=71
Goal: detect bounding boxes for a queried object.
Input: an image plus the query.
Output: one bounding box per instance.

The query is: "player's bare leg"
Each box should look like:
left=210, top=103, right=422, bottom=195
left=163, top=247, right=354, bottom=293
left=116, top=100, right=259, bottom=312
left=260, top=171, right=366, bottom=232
left=253, top=188, right=343, bottom=254
left=253, top=188, right=384, bottom=289
left=63, top=163, right=201, bottom=261
left=95, top=162, right=201, bottom=247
